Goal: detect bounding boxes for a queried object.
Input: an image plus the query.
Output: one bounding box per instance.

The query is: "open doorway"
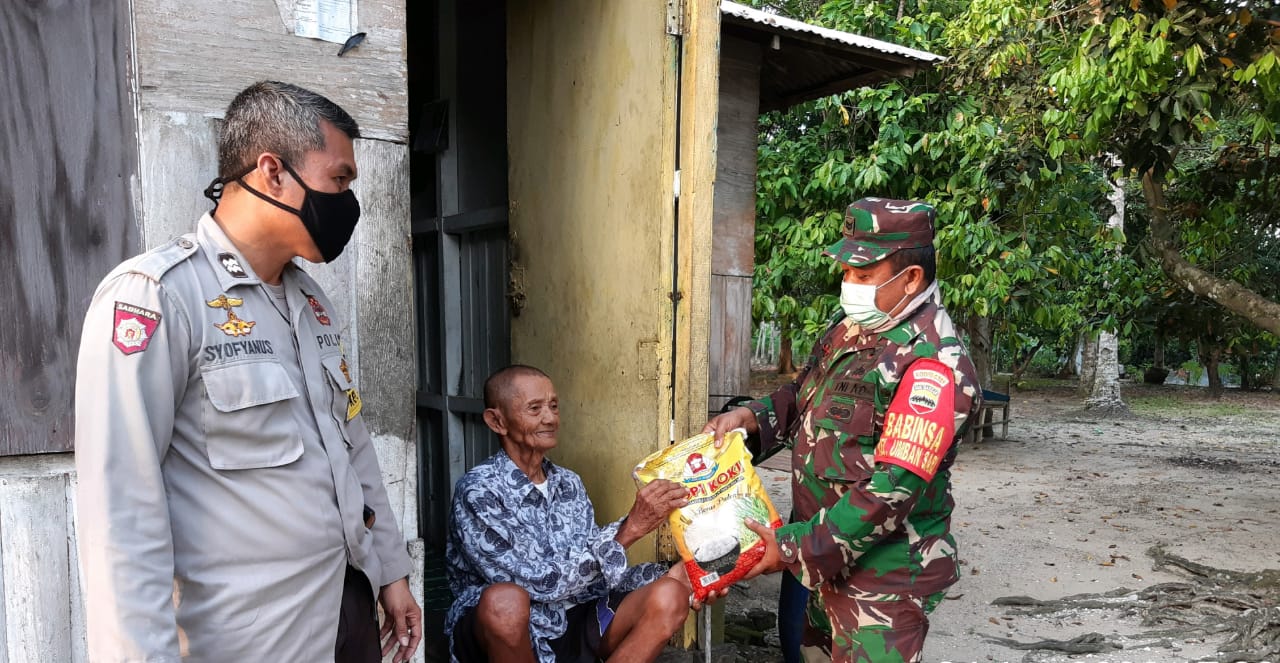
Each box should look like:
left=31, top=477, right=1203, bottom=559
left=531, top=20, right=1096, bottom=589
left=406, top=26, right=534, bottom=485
left=407, top=0, right=510, bottom=645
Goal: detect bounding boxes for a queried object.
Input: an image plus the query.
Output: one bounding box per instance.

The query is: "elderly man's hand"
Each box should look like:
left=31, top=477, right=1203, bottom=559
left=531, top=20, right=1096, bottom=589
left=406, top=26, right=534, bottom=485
left=615, top=479, right=687, bottom=548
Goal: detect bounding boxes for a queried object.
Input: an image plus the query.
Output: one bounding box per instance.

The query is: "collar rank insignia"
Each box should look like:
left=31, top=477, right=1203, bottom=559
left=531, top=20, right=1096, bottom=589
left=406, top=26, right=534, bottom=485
left=112, top=302, right=161, bottom=355
left=304, top=292, right=331, bottom=326
left=206, top=294, right=256, bottom=337
left=217, top=252, right=248, bottom=279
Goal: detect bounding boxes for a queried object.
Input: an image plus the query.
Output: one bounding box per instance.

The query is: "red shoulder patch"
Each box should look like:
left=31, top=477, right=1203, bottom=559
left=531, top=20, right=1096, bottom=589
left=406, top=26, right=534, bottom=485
left=112, top=302, right=161, bottom=355
left=874, top=358, right=956, bottom=481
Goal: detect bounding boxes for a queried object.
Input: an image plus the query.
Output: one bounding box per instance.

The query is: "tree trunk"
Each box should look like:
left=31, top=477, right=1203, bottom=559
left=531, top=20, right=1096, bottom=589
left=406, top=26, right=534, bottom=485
left=1239, top=353, right=1251, bottom=391
left=1062, top=341, right=1078, bottom=377
left=1200, top=341, right=1223, bottom=398
left=966, top=316, right=994, bottom=389
left=1011, top=340, right=1044, bottom=382
left=777, top=320, right=796, bottom=375
left=1086, top=330, right=1127, bottom=412
left=1143, top=170, right=1280, bottom=336
left=1273, top=348, right=1280, bottom=389
left=1153, top=329, right=1166, bottom=370
left=965, top=315, right=994, bottom=436
left=1078, top=333, right=1098, bottom=396
left=1084, top=172, right=1129, bottom=414
left=897, top=0, right=907, bottom=21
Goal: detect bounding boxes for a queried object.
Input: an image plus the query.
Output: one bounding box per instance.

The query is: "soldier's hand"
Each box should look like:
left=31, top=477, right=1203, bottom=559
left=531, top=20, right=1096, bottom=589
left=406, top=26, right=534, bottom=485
left=740, top=517, right=785, bottom=580
left=692, top=587, right=730, bottom=611
left=665, top=564, right=729, bottom=611
left=616, top=479, right=688, bottom=548
left=701, top=407, right=758, bottom=449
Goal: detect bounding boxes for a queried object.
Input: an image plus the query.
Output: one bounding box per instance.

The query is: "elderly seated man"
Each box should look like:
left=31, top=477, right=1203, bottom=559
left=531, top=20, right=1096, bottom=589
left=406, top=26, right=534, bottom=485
left=446, top=365, right=707, bottom=663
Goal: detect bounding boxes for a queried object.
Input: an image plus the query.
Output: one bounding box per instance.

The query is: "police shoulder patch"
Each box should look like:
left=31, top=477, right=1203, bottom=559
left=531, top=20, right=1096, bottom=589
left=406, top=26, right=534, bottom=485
left=112, top=302, right=162, bottom=355
left=873, top=358, right=956, bottom=481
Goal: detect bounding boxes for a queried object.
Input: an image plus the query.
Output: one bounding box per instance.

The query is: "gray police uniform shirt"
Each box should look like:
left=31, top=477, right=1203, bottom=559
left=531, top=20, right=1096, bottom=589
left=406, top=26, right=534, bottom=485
left=75, top=213, right=412, bottom=662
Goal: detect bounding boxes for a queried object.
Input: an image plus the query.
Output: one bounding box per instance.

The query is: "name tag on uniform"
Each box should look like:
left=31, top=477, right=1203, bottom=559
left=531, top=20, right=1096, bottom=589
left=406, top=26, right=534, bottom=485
left=346, top=388, right=362, bottom=421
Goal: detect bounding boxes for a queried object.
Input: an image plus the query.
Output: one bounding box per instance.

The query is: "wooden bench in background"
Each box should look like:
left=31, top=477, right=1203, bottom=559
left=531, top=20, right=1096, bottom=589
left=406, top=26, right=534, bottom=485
left=968, top=388, right=1011, bottom=443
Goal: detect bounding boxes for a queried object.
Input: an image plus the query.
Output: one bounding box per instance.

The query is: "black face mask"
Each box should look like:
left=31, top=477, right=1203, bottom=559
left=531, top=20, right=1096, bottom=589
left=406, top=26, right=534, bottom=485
left=204, top=160, right=361, bottom=263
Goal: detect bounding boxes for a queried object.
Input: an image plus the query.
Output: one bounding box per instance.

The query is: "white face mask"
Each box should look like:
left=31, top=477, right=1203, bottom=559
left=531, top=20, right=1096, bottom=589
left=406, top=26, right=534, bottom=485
left=839, top=268, right=910, bottom=328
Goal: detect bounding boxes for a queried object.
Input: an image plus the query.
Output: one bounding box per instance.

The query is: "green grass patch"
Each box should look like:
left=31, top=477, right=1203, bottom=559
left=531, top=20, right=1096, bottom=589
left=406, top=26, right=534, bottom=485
left=1009, top=376, right=1075, bottom=390
left=1127, top=395, right=1250, bottom=418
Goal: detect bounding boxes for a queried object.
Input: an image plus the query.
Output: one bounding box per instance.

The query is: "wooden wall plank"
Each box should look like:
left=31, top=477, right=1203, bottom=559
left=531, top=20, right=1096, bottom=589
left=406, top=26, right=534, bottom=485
left=672, top=5, right=725, bottom=643
left=0, top=476, right=73, bottom=663
left=0, top=523, right=7, bottom=663
left=133, top=0, right=408, bottom=142
left=673, top=0, right=723, bottom=443
left=711, top=37, right=762, bottom=278
left=0, top=0, right=138, bottom=456
left=137, top=110, right=221, bottom=249
left=708, top=36, right=762, bottom=418
left=708, top=275, right=753, bottom=413
left=66, top=473, right=88, bottom=663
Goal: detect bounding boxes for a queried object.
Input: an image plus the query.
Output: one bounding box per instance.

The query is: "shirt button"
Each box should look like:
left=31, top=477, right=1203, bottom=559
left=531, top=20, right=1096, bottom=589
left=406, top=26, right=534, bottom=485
left=177, top=238, right=194, bottom=249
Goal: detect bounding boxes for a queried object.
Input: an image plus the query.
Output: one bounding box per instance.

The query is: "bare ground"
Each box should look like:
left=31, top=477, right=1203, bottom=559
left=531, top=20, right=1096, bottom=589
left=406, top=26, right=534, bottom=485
left=719, top=378, right=1280, bottom=663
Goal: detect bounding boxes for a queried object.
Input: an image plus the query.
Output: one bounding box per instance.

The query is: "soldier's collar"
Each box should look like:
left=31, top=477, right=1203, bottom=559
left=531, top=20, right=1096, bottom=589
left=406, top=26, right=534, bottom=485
left=197, top=214, right=264, bottom=289
left=880, top=300, right=935, bottom=346
left=828, top=301, right=935, bottom=351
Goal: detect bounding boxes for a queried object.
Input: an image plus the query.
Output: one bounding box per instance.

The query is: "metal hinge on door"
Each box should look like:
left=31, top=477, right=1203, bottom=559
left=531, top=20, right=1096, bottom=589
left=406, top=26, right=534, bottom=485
left=665, top=0, right=684, bottom=35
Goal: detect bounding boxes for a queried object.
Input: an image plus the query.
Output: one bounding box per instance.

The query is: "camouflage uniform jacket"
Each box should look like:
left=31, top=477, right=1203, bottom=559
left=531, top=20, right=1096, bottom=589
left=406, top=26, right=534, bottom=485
left=746, top=298, right=980, bottom=598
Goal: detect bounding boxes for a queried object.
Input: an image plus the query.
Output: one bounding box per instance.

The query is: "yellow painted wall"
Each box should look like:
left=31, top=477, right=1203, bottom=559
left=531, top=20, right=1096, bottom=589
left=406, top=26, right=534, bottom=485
left=508, top=0, right=720, bottom=560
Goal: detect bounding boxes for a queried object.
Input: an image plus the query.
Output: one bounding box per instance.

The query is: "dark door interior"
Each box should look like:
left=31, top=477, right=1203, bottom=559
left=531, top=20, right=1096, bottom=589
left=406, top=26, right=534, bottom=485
left=408, top=0, right=510, bottom=652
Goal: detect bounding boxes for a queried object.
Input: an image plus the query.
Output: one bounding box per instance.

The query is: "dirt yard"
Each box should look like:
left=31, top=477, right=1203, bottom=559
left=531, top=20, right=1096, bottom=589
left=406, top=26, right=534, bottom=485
left=720, top=377, right=1280, bottom=663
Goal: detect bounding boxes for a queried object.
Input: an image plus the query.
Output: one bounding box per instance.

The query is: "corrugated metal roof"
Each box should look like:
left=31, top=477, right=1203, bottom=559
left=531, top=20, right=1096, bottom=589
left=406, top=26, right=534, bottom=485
left=719, top=1, right=946, bottom=111
left=720, top=2, right=945, bottom=64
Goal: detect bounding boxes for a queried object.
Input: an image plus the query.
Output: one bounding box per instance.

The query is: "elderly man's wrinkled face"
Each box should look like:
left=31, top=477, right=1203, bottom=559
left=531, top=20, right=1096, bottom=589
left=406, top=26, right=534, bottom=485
left=492, top=374, right=560, bottom=453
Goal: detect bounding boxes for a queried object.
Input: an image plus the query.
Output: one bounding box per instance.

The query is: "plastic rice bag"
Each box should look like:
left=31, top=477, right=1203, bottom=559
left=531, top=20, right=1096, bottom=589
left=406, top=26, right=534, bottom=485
left=633, top=430, right=782, bottom=601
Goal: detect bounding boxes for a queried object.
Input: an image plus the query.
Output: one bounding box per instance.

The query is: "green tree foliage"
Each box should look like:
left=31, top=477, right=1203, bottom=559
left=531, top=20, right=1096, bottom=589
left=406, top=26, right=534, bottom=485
left=750, top=0, right=1139, bottom=381
left=1039, top=0, right=1280, bottom=336
left=751, top=0, right=1280, bottom=390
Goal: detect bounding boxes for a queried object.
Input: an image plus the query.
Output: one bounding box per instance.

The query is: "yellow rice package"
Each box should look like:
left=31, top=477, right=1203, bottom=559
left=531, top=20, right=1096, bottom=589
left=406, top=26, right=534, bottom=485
left=633, top=430, right=782, bottom=601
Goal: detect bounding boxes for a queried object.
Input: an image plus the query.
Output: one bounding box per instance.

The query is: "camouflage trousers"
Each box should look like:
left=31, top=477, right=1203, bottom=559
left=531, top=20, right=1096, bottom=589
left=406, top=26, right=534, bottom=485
left=798, top=585, right=947, bottom=663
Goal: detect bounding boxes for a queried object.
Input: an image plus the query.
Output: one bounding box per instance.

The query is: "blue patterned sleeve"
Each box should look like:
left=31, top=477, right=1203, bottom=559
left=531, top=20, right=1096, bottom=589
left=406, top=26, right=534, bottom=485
left=453, top=479, right=634, bottom=603
left=606, top=529, right=669, bottom=592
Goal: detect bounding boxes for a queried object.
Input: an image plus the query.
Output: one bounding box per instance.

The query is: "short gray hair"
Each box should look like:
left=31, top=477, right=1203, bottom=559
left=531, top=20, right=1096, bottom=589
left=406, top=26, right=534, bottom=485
left=217, top=81, right=359, bottom=179
left=484, top=365, right=552, bottom=409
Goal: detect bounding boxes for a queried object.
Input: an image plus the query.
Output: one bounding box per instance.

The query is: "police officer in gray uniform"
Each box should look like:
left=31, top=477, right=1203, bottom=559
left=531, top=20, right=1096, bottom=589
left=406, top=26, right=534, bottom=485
left=75, top=81, right=421, bottom=663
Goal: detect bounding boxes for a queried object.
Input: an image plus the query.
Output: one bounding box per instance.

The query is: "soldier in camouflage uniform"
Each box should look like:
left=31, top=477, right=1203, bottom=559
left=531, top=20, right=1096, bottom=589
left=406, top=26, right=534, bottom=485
left=705, top=198, right=981, bottom=663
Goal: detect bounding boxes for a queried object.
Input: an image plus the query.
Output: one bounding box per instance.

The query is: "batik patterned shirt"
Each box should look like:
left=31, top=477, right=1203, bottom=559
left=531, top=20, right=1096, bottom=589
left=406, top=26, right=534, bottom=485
left=445, top=450, right=666, bottom=663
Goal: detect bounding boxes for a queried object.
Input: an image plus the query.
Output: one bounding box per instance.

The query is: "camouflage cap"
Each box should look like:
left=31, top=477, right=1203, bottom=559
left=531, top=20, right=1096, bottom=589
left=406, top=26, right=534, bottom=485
left=823, top=198, right=937, bottom=267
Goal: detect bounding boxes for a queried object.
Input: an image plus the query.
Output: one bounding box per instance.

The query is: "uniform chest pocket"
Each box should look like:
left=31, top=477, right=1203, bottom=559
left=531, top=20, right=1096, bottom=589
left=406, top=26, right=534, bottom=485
left=812, top=393, right=877, bottom=484
left=200, top=360, right=304, bottom=470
